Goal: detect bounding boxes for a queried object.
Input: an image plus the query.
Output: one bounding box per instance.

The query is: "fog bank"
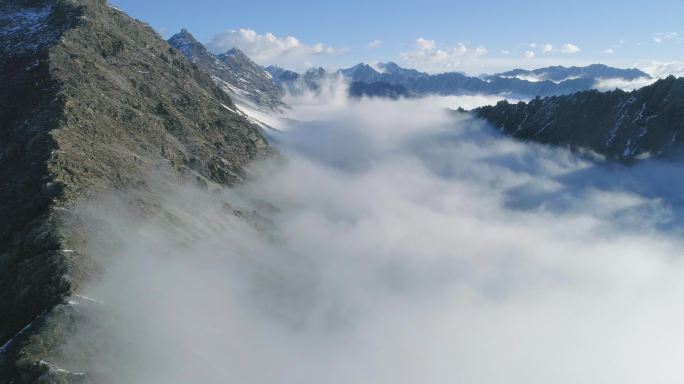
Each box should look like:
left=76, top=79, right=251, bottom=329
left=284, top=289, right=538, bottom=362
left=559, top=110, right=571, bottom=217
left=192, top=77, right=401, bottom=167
left=72, top=93, right=684, bottom=383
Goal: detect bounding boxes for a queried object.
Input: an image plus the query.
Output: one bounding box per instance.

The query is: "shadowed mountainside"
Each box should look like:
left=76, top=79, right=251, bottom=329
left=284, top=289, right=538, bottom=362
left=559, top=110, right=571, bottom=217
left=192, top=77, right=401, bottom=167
left=0, top=0, right=269, bottom=381
left=474, top=76, right=684, bottom=161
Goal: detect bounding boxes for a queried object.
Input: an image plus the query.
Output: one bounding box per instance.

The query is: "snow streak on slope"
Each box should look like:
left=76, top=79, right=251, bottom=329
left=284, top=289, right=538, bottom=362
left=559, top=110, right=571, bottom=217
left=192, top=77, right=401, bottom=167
left=75, top=95, right=684, bottom=384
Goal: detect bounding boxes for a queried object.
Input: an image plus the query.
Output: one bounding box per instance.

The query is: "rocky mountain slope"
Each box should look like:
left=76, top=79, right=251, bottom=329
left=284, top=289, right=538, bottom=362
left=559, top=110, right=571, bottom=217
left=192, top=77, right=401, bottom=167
left=168, top=30, right=285, bottom=111
left=267, top=62, right=651, bottom=99
left=474, top=76, right=684, bottom=161
left=0, top=1, right=268, bottom=382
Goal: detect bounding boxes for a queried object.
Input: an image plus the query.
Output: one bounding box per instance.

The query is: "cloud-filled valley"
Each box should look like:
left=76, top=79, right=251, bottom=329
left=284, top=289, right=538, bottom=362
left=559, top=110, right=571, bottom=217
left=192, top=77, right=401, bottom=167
left=6, top=1, right=684, bottom=383
left=72, top=94, right=684, bottom=384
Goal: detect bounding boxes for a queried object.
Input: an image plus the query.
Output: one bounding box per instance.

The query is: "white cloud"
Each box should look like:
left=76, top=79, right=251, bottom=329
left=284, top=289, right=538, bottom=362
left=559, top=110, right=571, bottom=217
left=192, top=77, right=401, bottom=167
left=415, top=37, right=436, bottom=51
left=79, top=93, right=684, bottom=384
left=500, top=49, right=511, bottom=55
left=603, top=48, right=615, bottom=54
left=400, top=38, right=488, bottom=73
left=206, top=28, right=343, bottom=69
left=473, top=46, right=488, bottom=56
left=560, top=43, right=580, bottom=54
left=368, top=39, right=382, bottom=49
left=653, top=32, right=678, bottom=43
left=522, top=42, right=577, bottom=56
left=639, top=60, right=684, bottom=78
left=524, top=50, right=536, bottom=59
left=593, top=76, right=656, bottom=91
left=593, top=60, right=684, bottom=93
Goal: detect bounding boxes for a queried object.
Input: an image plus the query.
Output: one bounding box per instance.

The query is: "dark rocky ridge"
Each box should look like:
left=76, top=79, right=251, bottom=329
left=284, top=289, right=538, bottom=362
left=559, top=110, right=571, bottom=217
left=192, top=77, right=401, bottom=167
left=168, top=30, right=285, bottom=111
left=474, top=76, right=684, bottom=161
left=0, top=0, right=269, bottom=382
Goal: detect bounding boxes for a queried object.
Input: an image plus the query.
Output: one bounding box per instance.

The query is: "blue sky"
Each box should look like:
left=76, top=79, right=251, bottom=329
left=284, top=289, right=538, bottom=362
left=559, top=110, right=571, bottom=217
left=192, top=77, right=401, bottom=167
left=111, top=0, right=684, bottom=75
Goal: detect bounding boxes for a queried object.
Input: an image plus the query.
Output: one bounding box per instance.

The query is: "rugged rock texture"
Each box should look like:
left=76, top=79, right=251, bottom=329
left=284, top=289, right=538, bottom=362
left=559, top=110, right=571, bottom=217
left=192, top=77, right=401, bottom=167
left=0, top=1, right=269, bottom=382
left=474, top=76, right=684, bottom=161
left=168, top=30, right=285, bottom=111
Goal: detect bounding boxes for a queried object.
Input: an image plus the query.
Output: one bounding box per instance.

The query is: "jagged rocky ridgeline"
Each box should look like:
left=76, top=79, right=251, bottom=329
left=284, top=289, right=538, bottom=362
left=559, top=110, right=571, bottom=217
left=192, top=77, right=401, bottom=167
left=0, top=0, right=269, bottom=381
left=167, top=29, right=286, bottom=111
left=474, top=76, right=684, bottom=161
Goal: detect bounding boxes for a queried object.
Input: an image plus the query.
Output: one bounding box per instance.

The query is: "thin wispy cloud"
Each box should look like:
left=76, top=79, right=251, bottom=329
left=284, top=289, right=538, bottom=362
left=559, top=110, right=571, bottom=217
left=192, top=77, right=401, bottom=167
left=560, top=43, right=581, bottom=54
left=541, top=43, right=554, bottom=53
left=368, top=39, right=382, bottom=49
left=522, top=42, right=580, bottom=57
left=653, top=32, right=678, bottom=43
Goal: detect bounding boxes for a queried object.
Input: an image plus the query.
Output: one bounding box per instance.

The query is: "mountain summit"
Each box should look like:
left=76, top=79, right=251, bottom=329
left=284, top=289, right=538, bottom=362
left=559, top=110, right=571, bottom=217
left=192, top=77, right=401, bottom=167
left=167, top=32, right=285, bottom=111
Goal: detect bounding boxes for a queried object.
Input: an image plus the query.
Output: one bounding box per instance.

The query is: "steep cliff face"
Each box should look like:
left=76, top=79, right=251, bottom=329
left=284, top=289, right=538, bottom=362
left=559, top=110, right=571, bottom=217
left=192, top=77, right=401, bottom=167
left=0, top=1, right=269, bottom=381
left=475, top=76, right=684, bottom=161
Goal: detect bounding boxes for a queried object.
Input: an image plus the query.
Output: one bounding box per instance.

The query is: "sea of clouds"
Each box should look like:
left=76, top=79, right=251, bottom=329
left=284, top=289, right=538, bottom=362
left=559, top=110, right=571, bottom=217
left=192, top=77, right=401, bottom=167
left=71, top=91, right=684, bottom=384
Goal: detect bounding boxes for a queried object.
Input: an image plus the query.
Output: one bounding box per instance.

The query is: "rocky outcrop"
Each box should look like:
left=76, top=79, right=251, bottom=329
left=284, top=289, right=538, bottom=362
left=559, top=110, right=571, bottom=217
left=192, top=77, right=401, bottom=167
left=0, top=1, right=269, bottom=382
left=474, top=76, right=684, bottom=161
left=168, top=30, right=285, bottom=111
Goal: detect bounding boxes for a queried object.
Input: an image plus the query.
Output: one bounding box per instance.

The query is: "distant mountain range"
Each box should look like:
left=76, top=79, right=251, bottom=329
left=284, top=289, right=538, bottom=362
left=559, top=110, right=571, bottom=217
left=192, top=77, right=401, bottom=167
left=167, top=28, right=683, bottom=163
left=475, top=76, right=684, bottom=161
left=164, top=29, right=684, bottom=163
left=166, top=29, right=653, bottom=107
left=168, top=29, right=285, bottom=111
left=267, top=62, right=651, bottom=99
left=486, top=64, right=649, bottom=83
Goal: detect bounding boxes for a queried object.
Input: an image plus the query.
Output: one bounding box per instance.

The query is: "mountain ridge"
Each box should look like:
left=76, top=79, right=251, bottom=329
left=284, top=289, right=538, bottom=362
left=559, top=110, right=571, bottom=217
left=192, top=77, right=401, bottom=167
left=267, top=62, right=652, bottom=99
left=0, top=1, right=269, bottom=381
left=489, top=63, right=650, bottom=83
left=167, top=30, right=285, bottom=111
left=474, top=76, right=684, bottom=161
